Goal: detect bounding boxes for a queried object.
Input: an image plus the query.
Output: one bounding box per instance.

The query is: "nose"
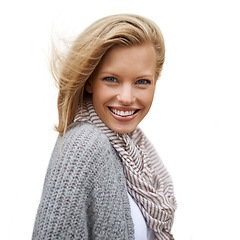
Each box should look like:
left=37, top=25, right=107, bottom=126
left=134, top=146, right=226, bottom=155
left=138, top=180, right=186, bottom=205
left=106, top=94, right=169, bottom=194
left=116, top=84, right=135, bottom=105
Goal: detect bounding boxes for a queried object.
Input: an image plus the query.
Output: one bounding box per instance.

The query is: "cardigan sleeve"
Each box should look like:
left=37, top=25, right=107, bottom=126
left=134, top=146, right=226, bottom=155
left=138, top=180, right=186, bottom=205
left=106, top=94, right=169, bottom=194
left=32, top=123, right=134, bottom=240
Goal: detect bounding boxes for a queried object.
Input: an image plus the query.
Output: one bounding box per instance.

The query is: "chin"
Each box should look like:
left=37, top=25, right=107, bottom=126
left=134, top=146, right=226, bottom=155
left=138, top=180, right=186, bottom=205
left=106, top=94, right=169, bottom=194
left=110, top=125, right=137, bottom=134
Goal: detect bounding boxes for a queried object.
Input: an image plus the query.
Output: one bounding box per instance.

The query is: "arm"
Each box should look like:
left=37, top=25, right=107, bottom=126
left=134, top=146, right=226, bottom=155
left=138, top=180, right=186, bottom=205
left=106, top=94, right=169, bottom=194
left=32, top=123, right=133, bottom=240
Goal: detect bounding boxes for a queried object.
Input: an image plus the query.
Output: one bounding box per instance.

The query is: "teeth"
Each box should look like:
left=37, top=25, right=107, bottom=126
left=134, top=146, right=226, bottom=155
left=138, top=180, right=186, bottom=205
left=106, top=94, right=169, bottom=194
left=110, top=108, right=135, bottom=116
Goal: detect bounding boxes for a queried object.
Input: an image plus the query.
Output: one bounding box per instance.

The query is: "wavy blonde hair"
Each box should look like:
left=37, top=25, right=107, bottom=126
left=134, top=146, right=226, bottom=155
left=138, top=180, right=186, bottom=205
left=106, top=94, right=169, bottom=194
left=52, top=14, right=165, bottom=135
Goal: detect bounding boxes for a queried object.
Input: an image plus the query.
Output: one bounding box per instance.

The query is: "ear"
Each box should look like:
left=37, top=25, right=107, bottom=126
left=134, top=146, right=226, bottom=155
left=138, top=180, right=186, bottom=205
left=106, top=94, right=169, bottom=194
left=85, top=79, right=93, bottom=93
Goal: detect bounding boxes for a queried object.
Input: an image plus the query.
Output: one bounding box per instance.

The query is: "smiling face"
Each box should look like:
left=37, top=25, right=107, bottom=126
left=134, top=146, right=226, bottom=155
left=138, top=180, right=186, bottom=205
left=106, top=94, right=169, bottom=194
left=85, top=43, right=157, bottom=134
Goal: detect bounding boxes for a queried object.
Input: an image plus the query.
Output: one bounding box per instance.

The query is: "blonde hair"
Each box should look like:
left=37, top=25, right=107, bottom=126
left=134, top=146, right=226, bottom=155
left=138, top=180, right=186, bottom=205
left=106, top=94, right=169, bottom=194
left=52, top=14, right=165, bottom=135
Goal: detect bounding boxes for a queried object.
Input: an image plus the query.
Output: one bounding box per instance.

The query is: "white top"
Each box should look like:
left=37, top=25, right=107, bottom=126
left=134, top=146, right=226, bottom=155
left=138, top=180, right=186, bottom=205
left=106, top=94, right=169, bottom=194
left=127, top=193, right=155, bottom=240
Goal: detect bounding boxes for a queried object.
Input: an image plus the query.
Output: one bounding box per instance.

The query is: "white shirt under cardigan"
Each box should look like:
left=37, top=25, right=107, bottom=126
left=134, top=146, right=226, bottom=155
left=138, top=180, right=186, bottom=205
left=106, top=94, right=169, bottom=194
left=127, top=193, right=155, bottom=240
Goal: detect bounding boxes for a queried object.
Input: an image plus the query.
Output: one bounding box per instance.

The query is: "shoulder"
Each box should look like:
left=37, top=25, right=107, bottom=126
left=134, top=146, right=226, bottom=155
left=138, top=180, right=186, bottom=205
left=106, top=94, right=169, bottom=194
left=63, top=121, right=110, bottom=149
left=49, top=122, right=113, bottom=179
left=56, top=122, right=111, bottom=159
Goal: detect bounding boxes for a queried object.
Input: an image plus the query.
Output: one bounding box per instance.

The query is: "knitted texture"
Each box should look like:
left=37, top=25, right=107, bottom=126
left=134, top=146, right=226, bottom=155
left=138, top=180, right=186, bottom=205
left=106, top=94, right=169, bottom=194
left=32, top=122, right=134, bottom=240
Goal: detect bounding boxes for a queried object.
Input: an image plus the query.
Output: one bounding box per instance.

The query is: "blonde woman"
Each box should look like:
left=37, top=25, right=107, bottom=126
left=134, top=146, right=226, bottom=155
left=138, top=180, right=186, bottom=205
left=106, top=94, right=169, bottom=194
left=32, top=14, right=177, bottom=240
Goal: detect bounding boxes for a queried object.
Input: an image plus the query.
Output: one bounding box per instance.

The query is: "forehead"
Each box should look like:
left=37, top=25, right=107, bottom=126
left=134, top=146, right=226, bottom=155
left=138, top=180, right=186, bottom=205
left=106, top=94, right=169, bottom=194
left=96, top=44, right=156, bottom=75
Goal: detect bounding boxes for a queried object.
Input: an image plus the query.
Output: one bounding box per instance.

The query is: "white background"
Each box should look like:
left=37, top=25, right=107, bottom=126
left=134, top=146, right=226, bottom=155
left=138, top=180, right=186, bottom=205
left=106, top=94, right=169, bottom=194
left=1, top=0, right=240, bottom=239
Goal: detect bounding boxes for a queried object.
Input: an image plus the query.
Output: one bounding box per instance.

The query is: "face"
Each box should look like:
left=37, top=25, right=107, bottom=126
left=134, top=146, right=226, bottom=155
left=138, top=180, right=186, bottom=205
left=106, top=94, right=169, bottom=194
left=86, top=43, right=157, bottom=134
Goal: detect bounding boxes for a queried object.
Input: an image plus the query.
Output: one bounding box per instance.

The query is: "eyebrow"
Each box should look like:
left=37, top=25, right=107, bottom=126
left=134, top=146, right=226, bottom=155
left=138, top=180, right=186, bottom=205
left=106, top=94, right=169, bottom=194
left=100, top=72, right=120, bottom=78
left=100, top=72, right=154, bottom=79
left=136, top=74, right=154, bottom=79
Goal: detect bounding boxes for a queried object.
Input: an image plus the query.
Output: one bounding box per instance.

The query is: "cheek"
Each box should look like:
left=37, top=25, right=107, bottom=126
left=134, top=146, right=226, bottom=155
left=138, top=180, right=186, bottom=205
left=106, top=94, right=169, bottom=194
left=141, top=89, right=155, bottom=107
left=92, top=84, right=115, bottom=110
left=93, top=82, right=117, bottom=100
left=92, top=82, right=105, bottom=100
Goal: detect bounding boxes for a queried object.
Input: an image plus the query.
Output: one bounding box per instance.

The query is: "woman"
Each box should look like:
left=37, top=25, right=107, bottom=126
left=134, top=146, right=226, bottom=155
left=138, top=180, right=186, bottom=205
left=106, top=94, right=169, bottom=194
left=32, top=14, right=177, bottom=240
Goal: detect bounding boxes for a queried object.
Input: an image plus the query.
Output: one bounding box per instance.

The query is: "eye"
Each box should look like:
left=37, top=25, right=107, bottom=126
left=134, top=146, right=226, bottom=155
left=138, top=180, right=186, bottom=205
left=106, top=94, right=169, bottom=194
left=103, top=76, right=118, bottom=83
left=136, top=79, right=151, bottom=85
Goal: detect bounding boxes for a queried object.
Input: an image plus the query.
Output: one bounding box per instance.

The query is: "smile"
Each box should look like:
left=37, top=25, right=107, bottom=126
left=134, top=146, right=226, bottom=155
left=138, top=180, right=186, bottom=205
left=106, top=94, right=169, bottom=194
left=108, top=107, right=140, bottom=121
left=109, top=107, right=137, bottom=116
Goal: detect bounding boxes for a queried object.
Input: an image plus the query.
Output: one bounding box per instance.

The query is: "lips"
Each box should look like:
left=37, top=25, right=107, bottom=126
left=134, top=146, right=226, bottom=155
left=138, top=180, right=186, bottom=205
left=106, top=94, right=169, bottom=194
left=108, top=107, right=140, bottom=120
left=109, top=107, right=137, bottom=116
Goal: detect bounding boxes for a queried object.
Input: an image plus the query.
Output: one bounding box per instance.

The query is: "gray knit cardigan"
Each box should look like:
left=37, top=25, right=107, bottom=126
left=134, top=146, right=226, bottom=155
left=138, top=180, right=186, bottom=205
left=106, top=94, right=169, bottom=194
left=32, top=122, right=135, bottom=240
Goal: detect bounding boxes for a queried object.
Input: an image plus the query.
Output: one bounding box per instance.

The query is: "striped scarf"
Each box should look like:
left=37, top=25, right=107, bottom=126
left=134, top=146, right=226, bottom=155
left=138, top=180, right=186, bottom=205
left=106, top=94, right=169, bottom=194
left=74, top=97, right=177, bottom=240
